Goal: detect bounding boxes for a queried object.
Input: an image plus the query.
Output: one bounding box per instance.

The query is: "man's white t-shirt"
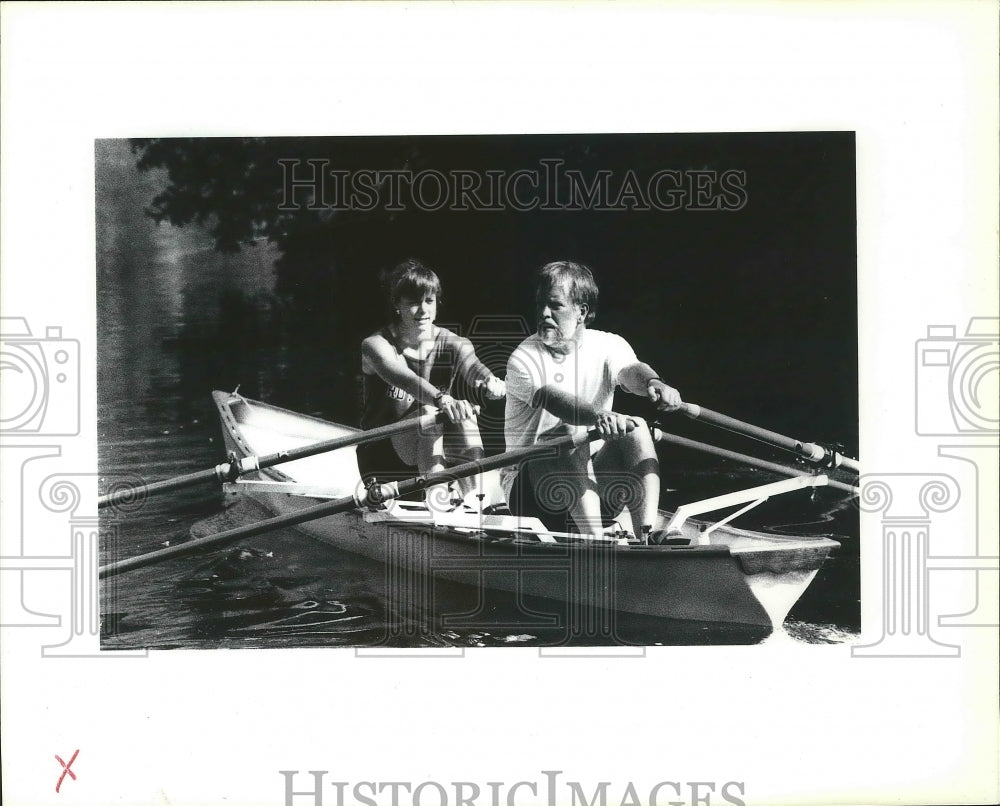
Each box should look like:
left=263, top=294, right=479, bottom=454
left=501, top=328, right=638, bottom=500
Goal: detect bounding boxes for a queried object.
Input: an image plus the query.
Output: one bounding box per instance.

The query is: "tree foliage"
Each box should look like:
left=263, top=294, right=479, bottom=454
left=131, top=137, right=400, bottom=253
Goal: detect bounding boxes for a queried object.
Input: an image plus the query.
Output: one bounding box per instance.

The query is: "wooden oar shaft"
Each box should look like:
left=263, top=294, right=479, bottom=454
left=679, top=403, right=860, bottom=473
left=653, top=428, right=859, bottom=495
left=99, top=492, right=360, bottom=577
left=99, top=429, right=595, bottom=578
left=97, top=409, right=448, bottom=509
left=98, top=467, right=219, bottom=510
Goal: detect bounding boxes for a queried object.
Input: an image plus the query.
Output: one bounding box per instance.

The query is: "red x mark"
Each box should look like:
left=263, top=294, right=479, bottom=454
left=55, top=749, right=79, bottom=793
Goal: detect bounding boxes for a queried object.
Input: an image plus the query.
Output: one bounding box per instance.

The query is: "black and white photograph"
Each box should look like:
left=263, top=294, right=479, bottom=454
left=1, top=3, right=997, bottom=806
left=96, top=133, right=860, bottom=649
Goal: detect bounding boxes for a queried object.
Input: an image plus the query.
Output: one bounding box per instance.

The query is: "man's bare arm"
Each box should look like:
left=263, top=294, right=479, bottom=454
left=533, top=384, right=642, bottom=439
left=531, top=384, right=601, bottom=425
left=617, top=362, right=661, bottom=394
left=618, top=362, right=682, bottom=410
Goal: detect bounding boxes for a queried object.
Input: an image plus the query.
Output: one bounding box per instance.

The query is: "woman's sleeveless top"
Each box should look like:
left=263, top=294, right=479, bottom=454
left=360, top=326, right=460, bottom=430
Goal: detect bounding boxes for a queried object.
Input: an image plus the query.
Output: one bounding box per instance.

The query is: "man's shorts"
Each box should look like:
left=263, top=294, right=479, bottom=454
left=507, top=460, right=616, bottom=534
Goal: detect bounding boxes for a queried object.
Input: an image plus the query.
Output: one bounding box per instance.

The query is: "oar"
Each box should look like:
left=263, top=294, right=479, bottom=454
left=671, top=403, right=860, bottom=473
left=98, top=409, right=456, bottom=510
left=99, top=429, right=598, bottom=578
left=652, top=427, right=859, bottom=495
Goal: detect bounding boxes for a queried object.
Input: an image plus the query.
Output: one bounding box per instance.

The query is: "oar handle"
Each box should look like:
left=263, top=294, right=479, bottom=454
left=677, top=403, right=860, bottom=473
left=97, top=407, right=462, bottom=510
left=652, top=427, right=859, bottom=495
left=99, top=427, right=596, bottom=578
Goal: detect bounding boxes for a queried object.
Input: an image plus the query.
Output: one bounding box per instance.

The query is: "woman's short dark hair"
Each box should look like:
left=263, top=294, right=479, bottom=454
left=537, top=260, right=598, bottom=324
left=382, top=258, right=442, bottom=321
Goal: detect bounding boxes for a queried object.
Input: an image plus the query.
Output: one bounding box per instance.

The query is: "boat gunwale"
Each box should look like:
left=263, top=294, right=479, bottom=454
left=212, top=391, right=842, bottom=555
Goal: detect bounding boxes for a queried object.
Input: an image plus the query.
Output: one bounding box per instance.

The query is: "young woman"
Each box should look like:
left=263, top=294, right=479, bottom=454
left=358, top=259, right=505, bottom=511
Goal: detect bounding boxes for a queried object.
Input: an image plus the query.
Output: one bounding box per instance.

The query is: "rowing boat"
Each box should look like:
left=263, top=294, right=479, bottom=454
left=210, top=390, right=842, bottom=633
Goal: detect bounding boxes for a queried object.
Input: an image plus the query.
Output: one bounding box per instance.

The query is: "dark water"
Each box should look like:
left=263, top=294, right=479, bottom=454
left=97, top=139, right=860, bottom=649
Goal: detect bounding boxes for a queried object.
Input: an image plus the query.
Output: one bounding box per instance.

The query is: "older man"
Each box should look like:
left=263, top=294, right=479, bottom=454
left=501, top=261, right=682, bottom=539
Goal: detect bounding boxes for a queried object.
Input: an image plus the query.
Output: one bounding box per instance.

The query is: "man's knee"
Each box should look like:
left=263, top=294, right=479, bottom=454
left=416, top=416, right=445, bottom=439
left=625, top=416, right=651, bottom=440
left=625, top=418, right=655, bottom=452
left=444, top=417, right=482, bottom=442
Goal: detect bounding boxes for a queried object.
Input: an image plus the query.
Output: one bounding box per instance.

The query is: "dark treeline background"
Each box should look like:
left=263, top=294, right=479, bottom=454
left=123, top=133, right=857, bottom=456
